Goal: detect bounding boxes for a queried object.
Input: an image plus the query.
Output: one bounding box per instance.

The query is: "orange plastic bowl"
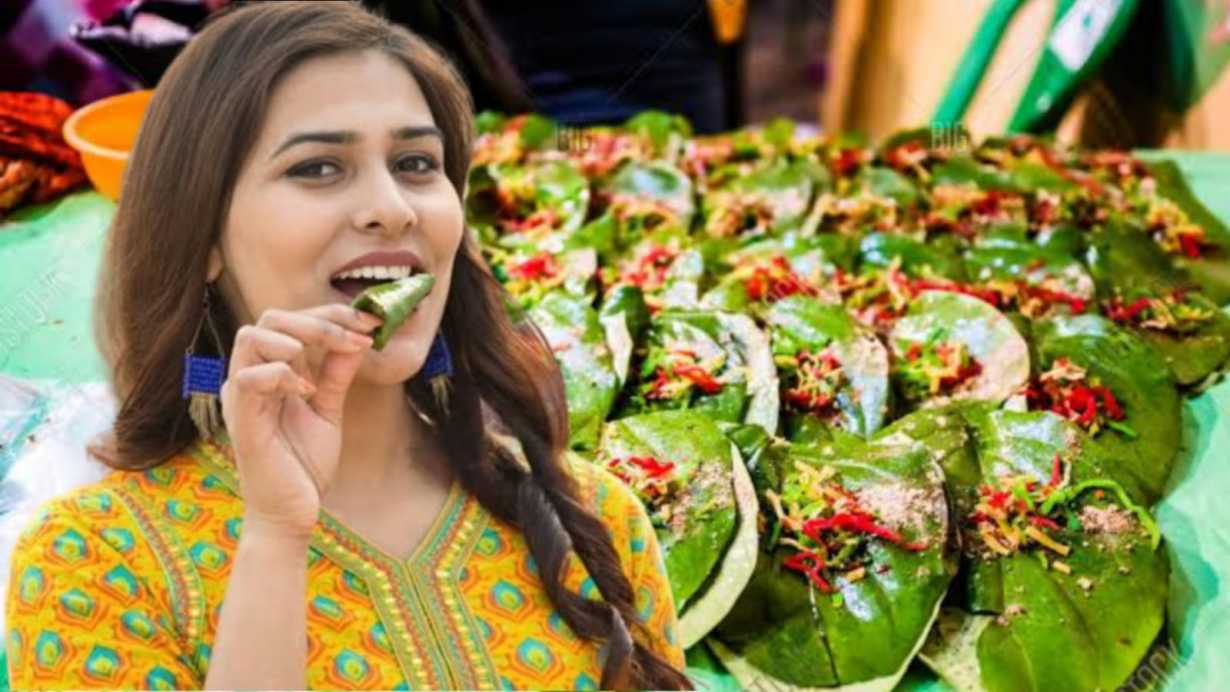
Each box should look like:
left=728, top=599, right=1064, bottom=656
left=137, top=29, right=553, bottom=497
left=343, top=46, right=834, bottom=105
left=62, top=89, right=153, bottom=201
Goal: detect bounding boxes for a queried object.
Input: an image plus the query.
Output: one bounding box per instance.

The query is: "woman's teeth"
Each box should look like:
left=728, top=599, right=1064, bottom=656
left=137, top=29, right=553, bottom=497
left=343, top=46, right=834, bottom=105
left=332, top=265, right=415, bottom=281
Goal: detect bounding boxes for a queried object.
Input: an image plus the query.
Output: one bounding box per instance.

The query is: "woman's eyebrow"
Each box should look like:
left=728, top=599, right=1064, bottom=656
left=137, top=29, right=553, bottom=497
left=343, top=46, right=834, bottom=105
left=270, top=130, right=356, bottom=159
left=391, top=125, right=444, bottom=142
left=270, top=126, right=442, bottom=160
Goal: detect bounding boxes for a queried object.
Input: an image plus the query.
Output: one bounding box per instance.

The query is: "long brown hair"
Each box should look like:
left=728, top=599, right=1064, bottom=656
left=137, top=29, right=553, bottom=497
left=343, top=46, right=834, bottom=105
left=92, top=2, right=690, bottom=689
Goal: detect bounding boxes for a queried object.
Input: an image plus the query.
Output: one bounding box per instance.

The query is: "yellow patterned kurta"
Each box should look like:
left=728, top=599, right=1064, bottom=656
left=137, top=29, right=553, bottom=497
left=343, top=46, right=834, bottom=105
left=5, top=436, right=686, bottom=689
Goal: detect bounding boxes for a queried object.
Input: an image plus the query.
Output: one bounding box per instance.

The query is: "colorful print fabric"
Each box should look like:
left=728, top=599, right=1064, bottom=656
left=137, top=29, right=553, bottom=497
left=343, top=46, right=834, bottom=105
left=5, top=436, right=685, bottom=689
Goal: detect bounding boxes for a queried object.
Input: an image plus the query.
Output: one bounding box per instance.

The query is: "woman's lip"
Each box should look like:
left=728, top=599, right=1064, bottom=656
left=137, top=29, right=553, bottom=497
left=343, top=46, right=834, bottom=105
left=331, top=249, right=426, bottom=278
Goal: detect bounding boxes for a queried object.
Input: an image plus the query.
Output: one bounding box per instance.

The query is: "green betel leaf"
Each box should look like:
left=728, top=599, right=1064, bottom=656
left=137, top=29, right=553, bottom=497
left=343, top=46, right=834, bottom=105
left=598, top=285, right=650, bottom=385
left=623, top=110, right=693, bottom=158
left=618, top=309, right=779, bottom=433
left=677, top=435, right=761, bottom=647
left=466, top=160, right=591, bottom=249
left=1031, top=315, right=1181, bottom=503
left=761, top=117, right=796, bottom=151
left=859, top=233, right=968, bottom=281
left=597, top=411, right=741, bottom=610
left=719, top=312, right=781, bottom=435
left=1005, top=161, right=1076, bottom=193
left=702, top=159, right=828, bottom=240
left=698, top=240, right=844, bottom=320
left=1143, top=160, right=1230, bottom=304
left=710, top=436, right=954, bottom=690
left=474, top=110, right=507, bottom=135
left=561, top=212, right=618, bottom=259
left=766, top=296, right=891, bottom=439
left=889, top=291, right=1030, bottom=410
left=911, top=409, right=1168, bottom=692
left=350, top=274, right=435, bottom=350
left=964, top=232, right=1095, bottom=306
left=605, top=160, right=697, bottom=240
left=877, top=126, right=933, bottom=154
left=486, top=247, right=598, bottom=310
left=931, top=156, right=1018, bottom=192
left=857, top=165, right=922, bottom=209
left=517, top=113, right=559, bottom=149
left=528, top=292, right=619, bottom=452
left=1085, top=220, right=1186, bottom=295
left=1086, top=223, right=1230, bottom=386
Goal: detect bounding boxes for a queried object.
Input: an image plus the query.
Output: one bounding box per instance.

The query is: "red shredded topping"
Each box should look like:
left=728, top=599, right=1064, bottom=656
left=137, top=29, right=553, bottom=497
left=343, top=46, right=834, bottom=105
left=1024, top=359, right=1126, bottom=432
left=508, top=252, right=561, bottom=281
left=743, top=256, right=819, bottom=302
left=1106, top=297, right=1152, bottom=323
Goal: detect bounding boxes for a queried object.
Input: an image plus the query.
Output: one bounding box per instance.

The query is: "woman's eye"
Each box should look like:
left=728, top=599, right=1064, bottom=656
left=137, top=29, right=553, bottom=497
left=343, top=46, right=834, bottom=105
left=288, top=160, right=340, bottom=179
left=395, top=154, right=439, bottom=175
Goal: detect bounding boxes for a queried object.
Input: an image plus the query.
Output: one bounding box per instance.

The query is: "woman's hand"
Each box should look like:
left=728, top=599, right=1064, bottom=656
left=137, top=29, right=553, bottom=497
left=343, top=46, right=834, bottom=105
left=219, top=304, right=381, bottom=538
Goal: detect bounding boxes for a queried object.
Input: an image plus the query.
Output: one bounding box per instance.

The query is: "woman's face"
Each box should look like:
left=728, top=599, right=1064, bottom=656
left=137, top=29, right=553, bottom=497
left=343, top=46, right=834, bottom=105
left=210, top=49, right=464, bottom=385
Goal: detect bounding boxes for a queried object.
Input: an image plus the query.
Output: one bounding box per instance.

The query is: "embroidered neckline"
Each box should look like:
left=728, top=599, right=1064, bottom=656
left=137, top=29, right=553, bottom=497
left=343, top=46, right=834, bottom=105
left=188, top=435, right=501, bottom=689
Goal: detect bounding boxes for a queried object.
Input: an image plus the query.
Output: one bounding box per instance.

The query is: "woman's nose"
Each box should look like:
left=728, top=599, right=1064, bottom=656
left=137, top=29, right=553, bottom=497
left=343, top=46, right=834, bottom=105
left=351, top=170, right=417, bottom=237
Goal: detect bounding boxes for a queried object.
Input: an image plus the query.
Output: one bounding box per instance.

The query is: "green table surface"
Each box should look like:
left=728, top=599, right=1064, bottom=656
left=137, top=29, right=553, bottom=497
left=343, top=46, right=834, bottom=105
left=1, top=153, right=1227, bottom=691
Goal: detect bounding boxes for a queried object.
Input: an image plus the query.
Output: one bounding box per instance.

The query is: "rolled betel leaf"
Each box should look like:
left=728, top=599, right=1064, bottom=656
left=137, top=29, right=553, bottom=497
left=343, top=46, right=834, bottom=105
left=698, top=248, right=836, bottom=318
left=617, top=309, right=779, bottom=434
left=350, top=273, right=435, bottom=351
left=470, top=112, right=559, bottom=167
left=486, top=246, right=598, bottom=310
left=528, top=292, right=620, bottom=452
left=464, top=159, right=590, bottom=249
left=603, top=160, right=696, bottom=240
left=623, top=110, right=693, bottom=162
left=889, top=291, right=1030, bottom=410
left=709, top=433, right=955, bottom=691
left=765, top=296, right=891, bottom=441
left=700, top=158, right=828, bottom=242
left=595, top=411, right=758, bottom=639
left=600, top=237, right=706, bottom=314
left=896, top=408, right=1168, bottom=692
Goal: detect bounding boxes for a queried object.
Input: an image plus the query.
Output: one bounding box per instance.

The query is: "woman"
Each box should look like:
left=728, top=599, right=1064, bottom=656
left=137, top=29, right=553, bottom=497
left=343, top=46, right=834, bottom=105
left=4, top=2, right=691, bottom=689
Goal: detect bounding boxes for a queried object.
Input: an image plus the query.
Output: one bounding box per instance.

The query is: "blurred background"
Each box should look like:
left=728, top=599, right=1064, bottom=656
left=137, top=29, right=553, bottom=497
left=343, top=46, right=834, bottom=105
left=5, top=0, right=1230, bottom=287
left=5, top=0, right=1230, bottom=147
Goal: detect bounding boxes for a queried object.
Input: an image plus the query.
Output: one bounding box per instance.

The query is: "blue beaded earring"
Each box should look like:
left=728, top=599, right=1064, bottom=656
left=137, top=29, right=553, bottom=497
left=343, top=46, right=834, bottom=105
left=183, top=284, right=227, bottom=440
left=422, top=331, right=454, bottom=416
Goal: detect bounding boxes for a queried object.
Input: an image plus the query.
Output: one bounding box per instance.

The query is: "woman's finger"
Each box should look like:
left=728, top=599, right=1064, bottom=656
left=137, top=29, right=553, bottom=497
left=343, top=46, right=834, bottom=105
left=228, top=326, right=311, bottom=380
left=257, top=308, right=376, bottom=351
left=296, top=303, right=385, bottom=335
left=229, top=361, right=315, bottom=399
left=229, top=307, right=377, bottom=372
left=256, top=308, right=377, bottom=353
left=220, top=361, right=313, bottom=439
left=307, top=345, right=369, bottom=425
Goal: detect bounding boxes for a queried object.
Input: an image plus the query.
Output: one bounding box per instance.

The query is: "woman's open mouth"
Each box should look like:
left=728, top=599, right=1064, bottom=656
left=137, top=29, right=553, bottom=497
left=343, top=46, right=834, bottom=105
left=330, top=267, right=418, bottom=299
left=329, top=250, right=426, bottom=299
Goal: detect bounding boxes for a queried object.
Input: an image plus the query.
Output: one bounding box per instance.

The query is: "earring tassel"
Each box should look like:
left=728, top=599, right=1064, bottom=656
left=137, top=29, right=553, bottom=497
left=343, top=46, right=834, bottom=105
left=430, top=375, right=452, bottom=417
left=184, top=352, right=227, bottom=441
left=188, top=393, right=223, bottom=441
left=422, top=332, right=454, bottom=418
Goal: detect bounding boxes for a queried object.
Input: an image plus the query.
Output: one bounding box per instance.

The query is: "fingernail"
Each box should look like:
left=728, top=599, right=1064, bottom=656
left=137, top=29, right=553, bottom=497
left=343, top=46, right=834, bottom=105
left=357, top=311, right=382, bottom=327
left=348, top=332, right=374, bottom=349
left=298, top=377, right=316, bottom=396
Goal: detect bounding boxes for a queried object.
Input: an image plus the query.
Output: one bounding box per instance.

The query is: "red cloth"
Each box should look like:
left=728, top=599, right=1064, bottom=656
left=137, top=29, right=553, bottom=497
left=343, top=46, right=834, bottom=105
left=0, top=91, right=86, bottom=216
